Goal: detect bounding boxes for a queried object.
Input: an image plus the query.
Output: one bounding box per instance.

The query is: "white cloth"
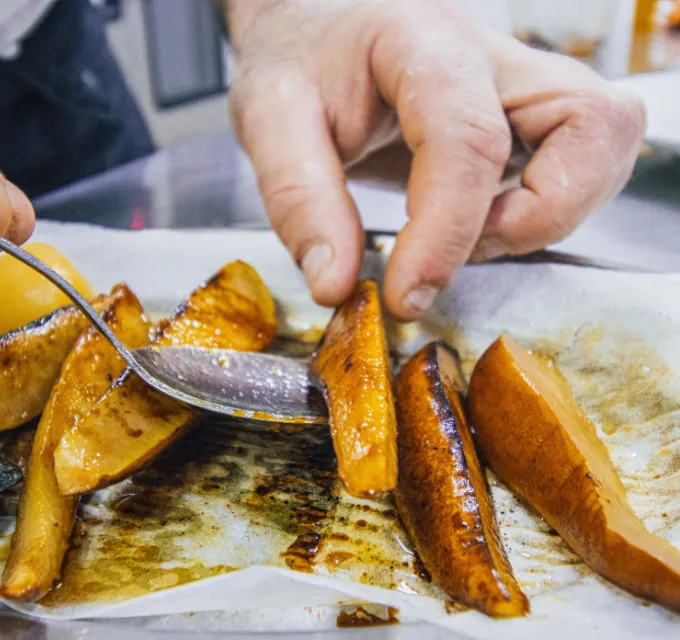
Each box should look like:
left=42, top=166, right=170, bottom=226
left=0, top=0, right=57, bottom=59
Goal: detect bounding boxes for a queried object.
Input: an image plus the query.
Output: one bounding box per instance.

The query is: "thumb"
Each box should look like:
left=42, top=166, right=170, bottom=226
left=0, top=174, right=35, bottom=243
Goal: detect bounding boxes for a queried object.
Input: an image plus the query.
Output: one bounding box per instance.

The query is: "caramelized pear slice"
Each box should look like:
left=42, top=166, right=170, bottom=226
left=467, top=335, right=680, bottom=613
left=395, top=342, right=529, bottom=617
left=0, top=297, right=109, bottom=432
left=311, top=280, right=397, bottom=497
left=54, top=261, right=277, bottom=495
left=1, top=284, right=150, bottom=601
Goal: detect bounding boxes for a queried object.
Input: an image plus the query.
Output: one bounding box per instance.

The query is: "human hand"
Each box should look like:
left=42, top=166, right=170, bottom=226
left=226, top=0, right=645, bottom=320
left=0, top=174, right=35, bottom=243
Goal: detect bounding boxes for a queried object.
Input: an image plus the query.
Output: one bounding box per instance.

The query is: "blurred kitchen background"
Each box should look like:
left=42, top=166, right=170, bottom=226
left=100, top=0, right=231, bottom=148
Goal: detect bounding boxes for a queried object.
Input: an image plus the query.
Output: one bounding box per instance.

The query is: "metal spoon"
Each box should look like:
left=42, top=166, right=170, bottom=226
left=0, top=237, right=327, bottom=424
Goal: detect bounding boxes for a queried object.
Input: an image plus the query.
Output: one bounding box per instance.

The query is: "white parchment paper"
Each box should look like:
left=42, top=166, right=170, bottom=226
left=1, top=222, right=679, bottom=639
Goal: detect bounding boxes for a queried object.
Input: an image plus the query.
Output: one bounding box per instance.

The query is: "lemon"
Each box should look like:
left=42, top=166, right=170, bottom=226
left=0, top=243, right=93, bottom=334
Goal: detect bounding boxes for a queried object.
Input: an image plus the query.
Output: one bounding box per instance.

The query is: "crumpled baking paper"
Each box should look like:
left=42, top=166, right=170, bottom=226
left=0, top=222, right=679, bottom=639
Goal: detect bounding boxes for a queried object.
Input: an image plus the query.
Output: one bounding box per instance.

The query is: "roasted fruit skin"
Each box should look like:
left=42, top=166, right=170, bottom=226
left=468, top=335, right=680, bottom=614
left=395, top=341, right=529, bottom=617
left=0, top=296, right=108, bottom=432
left=0, top=242, right=93, bottom=335
left=54, top=261, right=277, bottom=495
left=311, top=280, right=397, bottom=498
left=0, top=284, right=150, bottom=602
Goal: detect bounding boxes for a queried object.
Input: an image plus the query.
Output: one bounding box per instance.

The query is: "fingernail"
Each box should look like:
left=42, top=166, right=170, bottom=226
left=301, top=243, right=333, bottom=286
left=404, top=285, right=438, bottom=316
left=469, top=238, right=507, bottom=263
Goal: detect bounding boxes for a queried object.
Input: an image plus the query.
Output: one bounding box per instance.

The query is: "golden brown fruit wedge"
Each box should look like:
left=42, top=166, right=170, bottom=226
left=54, top=261, right=277, bottom=495
left=0, top=284, right=150, bottom=602
left=311, top=280, right=397, bottom=497
left=0, top=297, right=109, bottom=432
left=395, top=342, right=529, bottom=617
left=467, top=335, right=680, bottom=613
left=0, top=242, right=94, bottom=335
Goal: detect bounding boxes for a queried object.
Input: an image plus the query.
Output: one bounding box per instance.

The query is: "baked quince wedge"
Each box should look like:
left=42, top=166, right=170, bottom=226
left=467, top=335, right=680, bottom=613
left=54, top=261, right=277, bottom=495
left=1, top=283, right=150, bottom=601
left=0, top=296, right=110, bottom=432
left=395, top=342, right=529, bottom=617
left=311, top=280, right=397, bottom=497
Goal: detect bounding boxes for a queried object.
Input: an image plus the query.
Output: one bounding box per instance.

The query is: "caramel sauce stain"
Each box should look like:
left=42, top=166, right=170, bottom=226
left=530, top=325, right=680, bottom=437
left=336, top=605, right=400, bottom=628
left=444, top=600, right=469, bottom=614
left=41, top=559, right=234, bottom=607
left=281, top=533, right=322, bottom=572
left=0, top=332, right=446, bottom=609
left=324, top=551, right=355, bottom=566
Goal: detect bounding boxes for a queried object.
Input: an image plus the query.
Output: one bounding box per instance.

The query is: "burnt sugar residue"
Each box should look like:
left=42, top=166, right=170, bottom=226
left=240, top=418, right=339, bottom=535
left=412, top=551, right=432, bottom=582
left=38, top=429, right=240, bottom=608
left=281, top=533, right=323, bottom=572
left=0, top=332, right=460, bottom=610
left=325, top=551, right=355, bottom=566
left=336, top=605, right=400, bottom=628
left=23, top=410, right=348, bottom=608
left=0, top=422, right=36, bottom=472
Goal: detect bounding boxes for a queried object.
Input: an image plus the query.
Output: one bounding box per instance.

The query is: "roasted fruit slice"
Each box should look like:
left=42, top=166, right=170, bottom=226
left=395, top=342, right=529, bottom=617
left=467, top=335, right=680, bottom=613
left=54, top=261, right=277, bottom=495
left=0, top=242, right=93, bottom=334
left=0, top=296, right=109, bottom=432
left=0, top=284, right=150, bottom=601
left=311, top=280, right=397, bottom=497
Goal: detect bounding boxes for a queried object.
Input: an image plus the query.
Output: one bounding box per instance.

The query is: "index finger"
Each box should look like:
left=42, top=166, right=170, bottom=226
left=371, top=20, right=511, bottom=320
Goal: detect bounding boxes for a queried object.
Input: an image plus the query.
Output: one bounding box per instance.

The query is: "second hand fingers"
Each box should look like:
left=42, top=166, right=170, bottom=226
left=471, top=51, right=645, bottom=261
left=370, top=13, right=510, bottom=320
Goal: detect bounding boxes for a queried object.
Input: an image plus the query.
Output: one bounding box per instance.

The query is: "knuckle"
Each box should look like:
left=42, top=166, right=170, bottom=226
left=578, top=90, right=646, bottom=142
left=261, top=180, right=320, bottom=260
left=616, top=94, right=647, bottom=140
left=420, top=224, right=479, bottom=283
left=539, top=213, right=575, bottom=245
left=455, top=112, right=512, bottom=173
left=528, top=208, right=576, bottom=248
left=262, top=179, right=315, bottom=228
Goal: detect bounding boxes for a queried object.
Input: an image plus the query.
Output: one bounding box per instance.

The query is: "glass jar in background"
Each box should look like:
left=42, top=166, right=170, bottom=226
left=508, top=0, right=622, bottom=64
left=634, top=0, right=658, bottom=33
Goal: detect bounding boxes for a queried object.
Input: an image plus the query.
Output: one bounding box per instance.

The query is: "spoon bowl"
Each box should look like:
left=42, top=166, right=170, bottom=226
left=0, top=237, right=327, bottom=424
